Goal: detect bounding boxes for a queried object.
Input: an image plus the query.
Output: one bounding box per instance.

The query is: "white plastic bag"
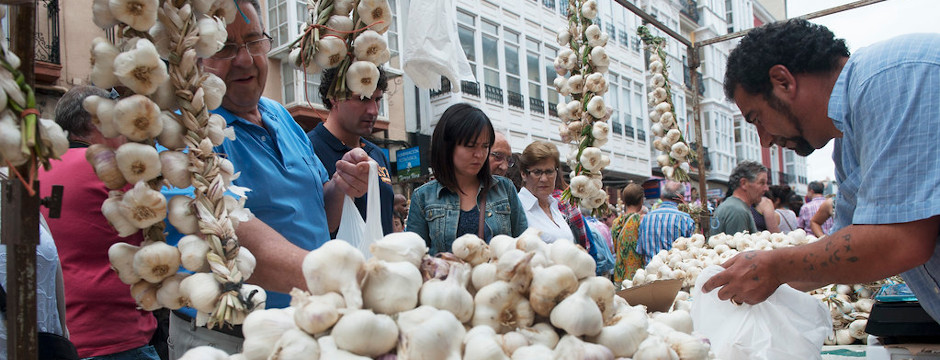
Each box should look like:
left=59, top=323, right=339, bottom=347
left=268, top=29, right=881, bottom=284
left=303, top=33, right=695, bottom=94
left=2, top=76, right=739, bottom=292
left=401, top=0, right=476, bottom=91
left=691, top=265, right=831, bottom=360
left=335, top=161, right=383, bottom=258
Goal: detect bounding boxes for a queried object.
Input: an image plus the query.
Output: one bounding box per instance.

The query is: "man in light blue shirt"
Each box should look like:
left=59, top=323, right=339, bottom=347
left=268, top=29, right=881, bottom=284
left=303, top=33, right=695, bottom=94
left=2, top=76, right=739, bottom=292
left=702, top=19, right=940, bottom=321
left=638, top=181, right=695, bottom=264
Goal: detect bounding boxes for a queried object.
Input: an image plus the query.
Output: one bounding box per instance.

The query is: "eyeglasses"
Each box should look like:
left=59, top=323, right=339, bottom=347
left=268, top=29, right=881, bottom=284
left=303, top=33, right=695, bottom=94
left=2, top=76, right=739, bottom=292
left=489, top=152, right=515, bottom=167
left=211, top=34, right=273, bottom=60
left=526, top=168, right=557, bottom=178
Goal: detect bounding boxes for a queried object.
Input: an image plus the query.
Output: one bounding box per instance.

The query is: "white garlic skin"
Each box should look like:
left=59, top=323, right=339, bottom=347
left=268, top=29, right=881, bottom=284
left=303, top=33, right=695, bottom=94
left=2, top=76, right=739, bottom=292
left=102, top=193, right=139, bottom=237
left=361, top=258, right=422, bottom=314
left=156, top=272, right=189, bottom=310
left=108, top=242, right=141, bottom=284
left=130, top=280, right=161, bottom=311
left=472, top=281, right=535, bottom=333
left=268, top=329, right=320, bottom=360
left=290, top=288, right=340, bottom=335
left=471, top=262, right=498, bottom=292
left=550, top=282, right=603, bottom=337
left=160, top=151, right=191, bottom=189
left=529, top=265, right=578, bottom=317
left=451, top=233, right=493, bottom=265
left=115, top=142, right=162, bottom=184
left=167, top=195, right=199, bottom=235
left=369, top=231, right=428, bottom=267
left=302, top=239, right=366, bottom=309
left=177, top=346, right=229, bottom=360
left=419, top=263, right=474, bottom=323
left=331, top=309, right=399, bottom=357
left=132, top=241, right=181, bottom=284
left=177, top=234, right=210, bottom=272
left=236, top=246, right=256, bottom=280
left=178, top=272, right=221, bottom=314
left=241, top=308, right=298, bottom=360
left=463, top=326, right=510, bottom=360
left=396, top=306, right=466, bottom=360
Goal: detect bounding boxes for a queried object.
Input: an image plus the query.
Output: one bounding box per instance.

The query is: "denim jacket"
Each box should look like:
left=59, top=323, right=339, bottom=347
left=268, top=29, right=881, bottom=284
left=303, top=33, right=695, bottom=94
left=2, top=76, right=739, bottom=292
left=407, top=176, right=527, bottom=255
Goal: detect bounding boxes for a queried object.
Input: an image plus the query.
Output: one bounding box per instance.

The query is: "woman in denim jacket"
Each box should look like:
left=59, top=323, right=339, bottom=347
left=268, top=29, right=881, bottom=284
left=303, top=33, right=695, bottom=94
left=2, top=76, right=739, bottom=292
left=407, top=103, right=527, bottom=255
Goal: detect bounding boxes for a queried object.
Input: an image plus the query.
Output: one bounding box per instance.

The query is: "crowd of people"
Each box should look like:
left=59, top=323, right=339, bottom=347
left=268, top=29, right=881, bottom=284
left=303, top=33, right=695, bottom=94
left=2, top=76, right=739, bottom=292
left=8, top=1, right=939, bottom=358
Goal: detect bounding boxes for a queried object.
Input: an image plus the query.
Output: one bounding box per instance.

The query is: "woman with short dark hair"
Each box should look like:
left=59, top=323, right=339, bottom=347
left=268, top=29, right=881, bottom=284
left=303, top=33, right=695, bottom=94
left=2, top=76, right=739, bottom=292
left=407, top=104, right=527, bottom=255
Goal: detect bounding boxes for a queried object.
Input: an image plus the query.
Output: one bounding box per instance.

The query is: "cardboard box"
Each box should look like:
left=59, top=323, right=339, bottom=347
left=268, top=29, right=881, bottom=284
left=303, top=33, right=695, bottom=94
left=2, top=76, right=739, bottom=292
left=616, top=279, right=683, bottom=313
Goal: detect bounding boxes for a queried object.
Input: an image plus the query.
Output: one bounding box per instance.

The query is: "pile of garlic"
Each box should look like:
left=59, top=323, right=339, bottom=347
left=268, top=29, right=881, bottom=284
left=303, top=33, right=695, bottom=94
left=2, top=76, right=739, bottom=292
left=552, top=0, right=612, bottom=211
left=287, top=0, right=392, bottom=101
left=811, top=283, right=879, bottom=346
left=180, top=230, right=719, bottom=360
left=0, top=6, right=68, bottom=171
left=90, top=0, right=260, bottom=327
left=637, top=25, right=691, bottom=182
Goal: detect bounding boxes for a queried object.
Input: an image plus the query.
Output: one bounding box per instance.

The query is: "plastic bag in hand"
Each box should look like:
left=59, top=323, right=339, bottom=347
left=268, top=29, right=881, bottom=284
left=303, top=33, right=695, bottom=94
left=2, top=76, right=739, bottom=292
left=335, top=161, right=383, bottom=258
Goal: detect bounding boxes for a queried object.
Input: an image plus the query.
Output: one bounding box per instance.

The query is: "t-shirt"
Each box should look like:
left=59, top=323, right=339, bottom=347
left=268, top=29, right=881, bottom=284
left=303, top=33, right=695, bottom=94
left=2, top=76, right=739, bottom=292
left=307, top=122, right=394, bottom=236
left=39, top=148, right=155, bottom=357
left=712, top=196, right=757, bottom=235
left=827, top=34, right=940, bottom=322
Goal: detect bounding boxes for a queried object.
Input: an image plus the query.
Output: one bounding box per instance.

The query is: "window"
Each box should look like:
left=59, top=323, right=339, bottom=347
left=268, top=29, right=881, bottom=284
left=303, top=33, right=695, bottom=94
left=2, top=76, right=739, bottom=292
left=725, top=0, right=734, bottom=34
left=608, top=74, right=621, bottom=137
left=526, top=38, right=543, bottom=114
left=505, top=30, right=522, bottom=108
left=607, top=23, right=616, bottom=43
left=619, top=30, right=629, bottom=48
left=268, top=0, right=290, bottom=48
left=281, top=63, right=323, bottom=107
left=544, top=46, right=560, bottom=117
left=542, top=0, right=555, bottom=10
left=482, top=20, right=502, bottom=103
left=387, top=0, right=401, bottom=68
left=633, top=82, right=645, bottom=142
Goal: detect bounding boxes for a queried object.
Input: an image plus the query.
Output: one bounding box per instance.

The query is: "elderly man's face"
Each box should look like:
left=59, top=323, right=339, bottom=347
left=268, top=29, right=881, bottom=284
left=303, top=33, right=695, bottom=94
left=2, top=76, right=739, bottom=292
left=489, top=134, right=511, bottom=177
left=203, top=3, right=269, bottom=113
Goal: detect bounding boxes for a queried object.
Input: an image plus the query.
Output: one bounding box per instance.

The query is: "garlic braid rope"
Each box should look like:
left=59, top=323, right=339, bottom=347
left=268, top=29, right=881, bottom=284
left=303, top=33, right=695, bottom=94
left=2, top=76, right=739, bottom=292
left=158, top=1, right=252, bottom=328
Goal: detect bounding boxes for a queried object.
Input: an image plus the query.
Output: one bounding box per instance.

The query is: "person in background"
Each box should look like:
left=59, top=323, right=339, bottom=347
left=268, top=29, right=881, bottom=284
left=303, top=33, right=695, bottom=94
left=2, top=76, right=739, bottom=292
left=752, top=192, right=780, bottom=233
left=811, top=197, right=835, bottom=237
left=392, top=211, right=405, bottom=233
left=769, top=185, right=799, bottom=233
left=489, top=132, right=512, bottom=177
left=394, top=193, right=409, bottom=219
left=637, top=181, right=696, bottom=264
left=517, top=141, right=574, bottom=244
left=38, top=86, right=159, bottom=360
left=552, top=170, right=590, bottom=250
left=407, top=103, right=527, bottom=255
left=612, top=183, right=646, bottom=287
left=712, top=161, right=768, bottom=236
left=798, top=181, right=832, bottom=235
left=310, top=66, right=394, bottom=236
left=702, top=20, right=940, bottom=314
left=787, top=193, right=804, bottom=216
left=165, top=1, right=371, bottom=355
left=505, top=152, right=524, bottom=191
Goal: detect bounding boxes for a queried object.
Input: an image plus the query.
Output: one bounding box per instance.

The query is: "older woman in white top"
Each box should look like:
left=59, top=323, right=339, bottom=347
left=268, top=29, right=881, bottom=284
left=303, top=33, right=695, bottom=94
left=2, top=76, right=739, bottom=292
left=517, top=141, right=574, bottom=243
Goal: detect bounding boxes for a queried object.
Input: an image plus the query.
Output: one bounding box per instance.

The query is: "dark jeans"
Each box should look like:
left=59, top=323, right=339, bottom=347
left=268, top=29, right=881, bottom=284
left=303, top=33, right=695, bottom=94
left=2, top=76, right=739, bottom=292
left=81, top=345, right=160, bottom=360
left=150, top=308, right=170, bottom=360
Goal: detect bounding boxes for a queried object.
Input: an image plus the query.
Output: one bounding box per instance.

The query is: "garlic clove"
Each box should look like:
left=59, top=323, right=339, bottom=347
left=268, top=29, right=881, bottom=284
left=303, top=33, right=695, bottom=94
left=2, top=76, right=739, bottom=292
left=133, top=241, right=181, bottom=283
left=115, top=142, right=162, bottom=184
left=120, top=181, right=167, bottom=229
left=332, top=309, right=399, bottom=357
left=130, top=280, right=162, bottom=311
left=177, top=234, right=210, bottom=272
left=108, top=242, right=142, bottom=284
left=178, top=272, right=221, bottom=314
left=156, top=273, right=190, bottom=310
left=86, top=144, right=127, bottom=190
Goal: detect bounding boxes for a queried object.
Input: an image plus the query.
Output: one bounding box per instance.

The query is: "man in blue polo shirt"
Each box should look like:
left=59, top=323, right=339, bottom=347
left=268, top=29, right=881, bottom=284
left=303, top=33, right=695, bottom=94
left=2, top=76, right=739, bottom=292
left=166, top=1, right=372, bottom=356
left=308, top=66, right=394, bottom=236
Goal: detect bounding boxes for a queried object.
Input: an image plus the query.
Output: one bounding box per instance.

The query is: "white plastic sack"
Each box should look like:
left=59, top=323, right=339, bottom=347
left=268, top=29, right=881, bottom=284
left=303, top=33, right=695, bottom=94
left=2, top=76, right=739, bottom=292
left=402, top=0, right=476, bottom=91
left=335, top=161, right=383, bottom=258
left=691, top=265, right=831, bottom=360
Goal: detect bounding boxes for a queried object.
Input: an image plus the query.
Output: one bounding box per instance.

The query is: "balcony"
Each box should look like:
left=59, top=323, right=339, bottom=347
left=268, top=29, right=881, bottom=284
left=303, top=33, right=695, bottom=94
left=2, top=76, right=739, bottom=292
left=683, top=65, right=705, bottom=96
left=679, top=0, right=700, bottom=24
left=485, top=84, right=503, bottom=104
left=637, top=129, right=647, bottom=142
left=624, top=125, right=635, bottom=138
left=548, top=102, right=558, bottom=117
left=34, top=0, right=61, bottom=84
left=529, top=97, right=544, bottom=114
left=429, top=76, right=451, bottom=98
left=507, top=91, right=524, bottom=109
left=461, top=81, right=480, bottom=97
left=542, top=0, right=555, bottom=10
left=688, top=142, right=711, bottom=171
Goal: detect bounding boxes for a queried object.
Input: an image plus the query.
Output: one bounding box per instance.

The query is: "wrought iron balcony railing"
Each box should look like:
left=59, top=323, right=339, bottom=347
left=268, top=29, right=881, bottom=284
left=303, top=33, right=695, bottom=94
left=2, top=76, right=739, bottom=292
left=485, top=84, right=503, bottom=104
left=507, top=91, right=524, bottom=109
left=529, top=97, right=544, bottom=114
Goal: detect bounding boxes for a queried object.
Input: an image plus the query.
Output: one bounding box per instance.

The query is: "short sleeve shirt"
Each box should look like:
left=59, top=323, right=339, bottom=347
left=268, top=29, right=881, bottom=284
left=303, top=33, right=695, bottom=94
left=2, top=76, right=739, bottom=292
left=828, top=34, right=940, bottom=322
left=711, top=196, right=757, bottom=236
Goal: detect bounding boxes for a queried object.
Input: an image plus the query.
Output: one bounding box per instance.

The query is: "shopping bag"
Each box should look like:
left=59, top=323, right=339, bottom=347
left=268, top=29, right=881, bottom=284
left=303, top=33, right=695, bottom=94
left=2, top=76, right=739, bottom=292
left=335, top=161, right=383, bottom=258
left=401, top=0, right=476, bottom=91
left=690, top=265, right=831, bottom=360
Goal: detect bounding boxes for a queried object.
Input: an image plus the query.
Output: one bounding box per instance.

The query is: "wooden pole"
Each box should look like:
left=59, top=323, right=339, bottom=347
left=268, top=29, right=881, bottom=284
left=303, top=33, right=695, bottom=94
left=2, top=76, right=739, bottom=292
left=1, top=1, right=39, bottom=360
left=687, top=45, right=709, bottom=236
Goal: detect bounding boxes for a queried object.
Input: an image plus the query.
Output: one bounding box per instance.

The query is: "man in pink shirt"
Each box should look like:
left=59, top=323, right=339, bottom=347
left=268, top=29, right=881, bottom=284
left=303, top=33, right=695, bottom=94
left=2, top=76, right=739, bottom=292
left=798, top=181, right=833, bottom=235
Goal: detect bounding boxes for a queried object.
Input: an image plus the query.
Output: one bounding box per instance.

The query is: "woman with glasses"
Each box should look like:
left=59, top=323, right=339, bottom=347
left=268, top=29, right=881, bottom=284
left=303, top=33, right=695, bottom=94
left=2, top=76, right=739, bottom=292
left=406, top=104, right=527, bottom=255
left=517, top=141, right=574, bottom=243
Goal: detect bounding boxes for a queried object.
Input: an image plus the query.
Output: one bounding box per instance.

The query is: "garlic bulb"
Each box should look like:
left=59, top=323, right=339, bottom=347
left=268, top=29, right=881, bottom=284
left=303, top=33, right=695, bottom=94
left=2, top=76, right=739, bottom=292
left=471, top=261, right=498, bottom=292
left=90, top=37, right=120, bottom=89
left=178, top=346, right=229, bottom=360
left=112, top=94, right=163, bottom=141
left=92, top=0, right=118, bottom=28
left=849, top=319, right=868, bottom=340
left=549, top=240, right=596, bottom=279
left=207, top=113, right=232, bottom=146
left=302, top=239, right=366, bottom=309
left=463, top=326, right=510, bottom=360
left=346, top=61, right=381, bottom=100
left=472, top=281, right=535, bottom=333
left=569, top=175, right=599, bottom=199
left=86, top=144, right=127, bottom=190
left=633, top=335, right=679, bottom=360
left=332, top=309, right=399, bottom=357
left=130, top=280, right=161, bottom=311
left=512, top=344, right=554, bottom=360
left=102, top=192, right=139, bottom=237
left=156, top=273, right=189, bottom=310
left=451, top=234, right=493, bottom=266
left=160, top=151, right=192, bottom=189
left=316, top=336, right=372, bottom=360
left=167, top=195, right=199, bottom=235
left=496, top=249, right=534, bottom=294
left=157, top=112, right=187, bottom=150
left=39, top=119, right=69, bottom=158
left=108, top=242, right=141, bottom=284
left=290, top=288, right=341, bottom=335
left=419, top=261, right=474, bottom=323
left=651, top=309, right=693, bottom=334
left=529, top=265, right=578, bottom=317
left=269, top=329, right=320, bottom=360
left=489, top=234, right=518, bottom=259
left=357, top=0, right=392, bottom=34
left=586, top=96, right=606, bottom=119
left=202, top=73, right=226, bottom=111
left=314, top=36, right=347, bottom=69
left=115, top=142, right=162, bottom=184
left=663, top=331, right=709, bottom=360
left=236, top=246, right=256, bottom=280
left=178, top=272, right=221, bottom=314
left=83, top=95, right=120, bottom=139
left=113, top=39, right=169, bottom=95
left=325, top=15, right=355, bottom=39
left=550, top=281, right=603, bottom=337
left=0, top=112, right=27, bottom=166
left=588, top=305, right=649, bottom=358
left=133, top=241, right=181, bottom=283
left=120, top=181, right=167, bottom=229
left=241, top=308, right=298, bottom=360
left=369, top=231, right=428, bottom=266
left=590, top=46, right=609, bottom=68
left=554, top=334, right=614, bottom=360
left=109, top=0, right=158, bottom=31
left=195, top=15, right=227, bottom=58
left=362, top=258, right=422, bottom=314
left=353, top=30, right=391, bottom=65
left=397, top=306, right=466, bottom=360
left=518, top=323, right=559, bottom=349
left=178, top=234, right=210, bottom=272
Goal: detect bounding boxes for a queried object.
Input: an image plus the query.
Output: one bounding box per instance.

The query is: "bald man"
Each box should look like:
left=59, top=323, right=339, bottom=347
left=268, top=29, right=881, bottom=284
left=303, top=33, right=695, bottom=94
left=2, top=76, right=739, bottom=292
left=489, top=132, right=512, bottom=177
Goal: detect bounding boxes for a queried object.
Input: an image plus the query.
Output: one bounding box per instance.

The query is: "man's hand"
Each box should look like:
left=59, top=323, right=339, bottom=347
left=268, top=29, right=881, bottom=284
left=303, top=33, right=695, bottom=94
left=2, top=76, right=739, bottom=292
left=701, top=250, right=785, bottom=305
left=333, top=147, right=372, bottom=198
